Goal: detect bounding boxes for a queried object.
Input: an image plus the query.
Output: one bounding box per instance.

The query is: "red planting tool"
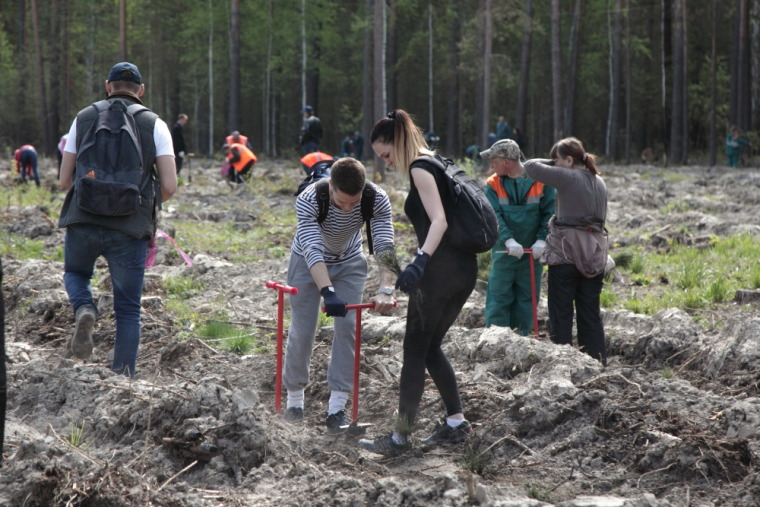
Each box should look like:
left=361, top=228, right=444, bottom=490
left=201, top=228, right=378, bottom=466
left=265, top=280, right=299, bottom=413
left=322, top=301, right=397, bottom=429
left=492, top=248, right=540, bottom=338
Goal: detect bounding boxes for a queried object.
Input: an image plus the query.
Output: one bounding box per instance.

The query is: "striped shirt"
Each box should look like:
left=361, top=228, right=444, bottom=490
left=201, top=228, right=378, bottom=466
left=292, top=181, right=395, bottom=267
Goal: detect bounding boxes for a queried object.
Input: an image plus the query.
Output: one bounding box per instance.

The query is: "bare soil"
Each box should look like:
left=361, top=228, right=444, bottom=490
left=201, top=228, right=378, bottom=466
left=0, top=158, right=758, bottom=506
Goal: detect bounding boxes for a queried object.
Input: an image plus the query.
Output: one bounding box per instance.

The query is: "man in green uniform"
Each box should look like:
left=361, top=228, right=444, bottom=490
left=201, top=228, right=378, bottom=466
left=481, top=139, right=555, bottom=335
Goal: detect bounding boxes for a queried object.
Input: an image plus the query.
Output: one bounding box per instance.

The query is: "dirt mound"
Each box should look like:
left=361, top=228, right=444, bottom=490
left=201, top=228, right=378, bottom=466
left=0, top=159, right=757, bottom=506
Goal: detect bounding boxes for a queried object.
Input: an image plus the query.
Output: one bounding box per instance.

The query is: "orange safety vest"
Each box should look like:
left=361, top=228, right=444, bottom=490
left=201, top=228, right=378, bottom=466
left=227, top=143, right=258, bottom=172
left=225, top=133, right=250, bottom=147
left=486, top=174, right=545, bottom=204
left=300, top=151, right=333, bottom=170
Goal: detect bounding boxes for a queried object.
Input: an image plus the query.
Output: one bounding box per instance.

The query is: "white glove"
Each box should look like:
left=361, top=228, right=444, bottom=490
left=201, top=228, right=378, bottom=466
left=505, top=238, right=524, bottom=258
left=605, top=255, right=616, bottom=274
left=179, top=151, right=185, bottom=157
left=530, top=240, right=546, bottom=259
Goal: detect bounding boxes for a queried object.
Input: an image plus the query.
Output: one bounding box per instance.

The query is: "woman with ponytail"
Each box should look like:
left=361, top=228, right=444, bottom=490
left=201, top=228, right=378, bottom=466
left=524, top=137, right=609, bottom=366
left=358, top=109, right=475, bottom=455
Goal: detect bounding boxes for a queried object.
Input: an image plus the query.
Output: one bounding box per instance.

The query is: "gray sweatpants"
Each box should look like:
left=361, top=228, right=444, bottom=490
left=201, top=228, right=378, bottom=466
left=283, top=253, right=367, bottom=394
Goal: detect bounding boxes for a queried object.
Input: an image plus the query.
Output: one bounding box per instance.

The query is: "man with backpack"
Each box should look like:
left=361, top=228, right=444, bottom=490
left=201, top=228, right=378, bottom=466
left=58, top=61, right=177, bottom=377
left=283, top=157, right=396, bottom=433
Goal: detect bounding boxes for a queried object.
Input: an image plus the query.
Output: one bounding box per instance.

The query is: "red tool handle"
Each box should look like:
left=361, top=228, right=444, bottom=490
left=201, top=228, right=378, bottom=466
left=266, top=281, right=299, bottom=413
left=265, top=280, right=299, bottom=295
left=523, top=249, right=539, bottom=338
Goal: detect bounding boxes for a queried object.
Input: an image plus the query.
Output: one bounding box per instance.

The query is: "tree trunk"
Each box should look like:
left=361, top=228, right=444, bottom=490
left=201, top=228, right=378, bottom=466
left=515, top=0, right=533, bottom=153
left=734, top=0, right=751, bottom=130
left=550, top=0, right=562, bottom=141
left=387, top=0, right=397, bottom=110
left=373, top=0, right=387, bottom=181
left=30, top=0, right=51, bottom=153
left=228, top=0, right=241, bottom=132
left=445, top=0, right=462, bottom=158
left=661, top=0, right=672, bottom=162
left=361, top=0, right=374, bottom=161
left=669, top=0, right=686, bottom=164
left=264, top=0, right=275, bottom=156
left=119, top=0, right=127, bottom=61
left=564, top=0, right=581, bottom=138
left=708, top=0, right=717, bottom=166
left=208, top=0, right=215, bottom=155
left=427, top=3, right=434, bottom=135
left=625, top=0, right=632, bottom=163
left=49, top=0, right=64, bottom=155
left=478, top=0, right=492, bottom=147
left=606, top=0, right=623, bottom=160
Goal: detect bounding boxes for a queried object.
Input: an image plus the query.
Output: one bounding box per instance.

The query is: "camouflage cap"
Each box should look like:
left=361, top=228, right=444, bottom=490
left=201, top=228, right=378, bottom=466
left=479, top=139, right=522, bottom=161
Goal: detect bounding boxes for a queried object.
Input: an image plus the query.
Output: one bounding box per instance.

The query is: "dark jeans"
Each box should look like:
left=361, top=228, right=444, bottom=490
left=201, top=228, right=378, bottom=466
left=547, top=263, right=607, bottom=365
left=20, top=149, right=40, bottom=186
left=301, top=141, right=319, bottom=155
left=398, top=252, right=477, bottom=425
left=63, top=224, right=148, bottom=376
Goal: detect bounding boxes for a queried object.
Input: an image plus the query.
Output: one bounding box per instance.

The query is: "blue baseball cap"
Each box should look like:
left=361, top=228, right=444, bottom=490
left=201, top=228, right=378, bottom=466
left=107, top=62, right=142, bottom=84
left=302, top=105, right=313, bottom=113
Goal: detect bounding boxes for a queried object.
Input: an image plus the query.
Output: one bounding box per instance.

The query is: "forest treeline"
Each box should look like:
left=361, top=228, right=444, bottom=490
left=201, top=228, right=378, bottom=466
left=0, top=0, right=757, bottom=169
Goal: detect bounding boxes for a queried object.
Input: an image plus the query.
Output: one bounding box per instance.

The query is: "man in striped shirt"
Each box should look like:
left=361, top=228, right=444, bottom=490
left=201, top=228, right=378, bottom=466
left=283, top=158, right=397, bottom=433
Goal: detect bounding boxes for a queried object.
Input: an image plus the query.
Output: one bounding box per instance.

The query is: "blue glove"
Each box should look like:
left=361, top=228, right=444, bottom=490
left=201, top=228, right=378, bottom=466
left=395, top=251, right=430, bottom=293
left=321, top=286, right=348, bottom=317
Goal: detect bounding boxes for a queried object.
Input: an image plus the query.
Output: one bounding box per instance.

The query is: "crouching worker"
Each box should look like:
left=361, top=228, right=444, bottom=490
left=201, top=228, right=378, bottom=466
left=223, top=142, right=257, bottom=183
left=283, top=157, right=396, bottom=433
left=58, top=61, right=177, bottom=377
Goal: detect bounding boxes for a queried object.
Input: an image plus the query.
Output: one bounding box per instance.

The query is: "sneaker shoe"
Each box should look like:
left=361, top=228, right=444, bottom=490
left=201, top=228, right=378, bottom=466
left=70, top=304, right=96, bottom=359
left=422, top=419, right=472, bottom=445
left=325, top=409, right=352, bottom=434
left=283, top=407, right=303, bottom=423
left=358, top=434, right=407, bottom=455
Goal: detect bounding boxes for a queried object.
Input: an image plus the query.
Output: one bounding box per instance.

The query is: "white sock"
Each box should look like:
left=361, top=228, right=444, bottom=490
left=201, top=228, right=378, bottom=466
left=287, top=389, right=305, bottom=409
left=447, top=417, right=465, bottom=428
left=392, top=432, right=406, bottom=445
left=328, top=390, right=350, bottom=415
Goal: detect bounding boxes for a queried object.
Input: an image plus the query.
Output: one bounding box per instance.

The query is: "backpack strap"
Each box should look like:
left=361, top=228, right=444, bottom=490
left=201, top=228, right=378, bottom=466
left=315, top=180, right=331, bottom=224
left=360, top=184, right=376, bottom=255
left=314, top=179, right=377, bottom=255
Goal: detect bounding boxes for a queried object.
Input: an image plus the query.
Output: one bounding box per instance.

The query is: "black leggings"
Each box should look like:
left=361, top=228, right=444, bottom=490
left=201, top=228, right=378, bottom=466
left=398, top=253, right=477, bottom=425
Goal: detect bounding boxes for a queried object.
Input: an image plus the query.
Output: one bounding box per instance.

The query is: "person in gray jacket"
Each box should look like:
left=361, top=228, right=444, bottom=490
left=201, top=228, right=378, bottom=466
left=524, top=137, right=608, bottom=365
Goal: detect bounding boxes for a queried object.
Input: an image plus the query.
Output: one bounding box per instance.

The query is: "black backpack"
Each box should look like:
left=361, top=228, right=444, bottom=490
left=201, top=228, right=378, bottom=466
left=74, top=99, right=153, bottom=216
left=294, top=159, right=377, bottom=254
left=412, top=155, right=498, bottom=254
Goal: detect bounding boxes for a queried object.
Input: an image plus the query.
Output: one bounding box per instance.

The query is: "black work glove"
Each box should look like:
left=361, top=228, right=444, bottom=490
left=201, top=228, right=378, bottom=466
left=321, top=286, right=348, bottom=317
left=395, top=251, right=430, bottom=294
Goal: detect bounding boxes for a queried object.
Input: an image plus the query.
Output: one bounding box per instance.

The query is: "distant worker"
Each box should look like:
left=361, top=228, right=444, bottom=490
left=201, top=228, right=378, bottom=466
left=495, top=115, right=512, bottom=140
left=172, top=114, right=189, bottom=175
left=353, top=130, right=365, bottom=160
left=14, top=144, right=40, bottom=187
left=223, top=142, right=257, bottom=183
left=57, top=134, right=69, bottom=176
left=225, top=130, right=253, bottom=151
left=299, top=105, right=323, bottom=155
left=512, top=127, right=526, bottom=154
left=465, top=144, right=482, bottom=162
left=341, top=132, right=355, bottom=157
left=300, top=151, right=334, bottom=175
left=725, top=125, right=749, bottom=168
